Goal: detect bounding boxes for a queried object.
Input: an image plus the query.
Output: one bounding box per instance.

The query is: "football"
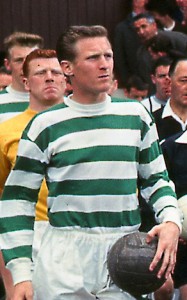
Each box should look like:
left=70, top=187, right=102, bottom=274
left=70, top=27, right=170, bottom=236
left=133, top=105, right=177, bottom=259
left=107, top=231, right=166, bottom=297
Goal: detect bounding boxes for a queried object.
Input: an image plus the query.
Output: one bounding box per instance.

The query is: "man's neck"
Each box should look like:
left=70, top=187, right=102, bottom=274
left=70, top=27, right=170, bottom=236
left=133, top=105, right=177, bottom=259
left=71, top=91, right=108, bottom=105
left=155, top=93, right=169, bottom=103
left=11, top=81, right=27, bottom=93
left=170, top=100, right=187, bottom=123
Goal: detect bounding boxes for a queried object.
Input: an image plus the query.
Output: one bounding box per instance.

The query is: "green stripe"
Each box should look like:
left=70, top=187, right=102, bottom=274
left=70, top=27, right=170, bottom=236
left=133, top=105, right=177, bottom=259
left=48, top=179, right=137, bottom=196
left=49, top=209, right=141, bottom=228
left=33, top=114, right=148, bottom=151
left=13, top=156, right=46, bottom=174
left=0, top=102, right=28, bottom=113
left=2, top=245, right=32, bottom=265
left=150, top=186, right=176, bottom=206
left=2, top=186, right=39, bottom=202
left=140, top=140, right=162, bottom=164
left=52, top=145, right=139, bottom=167
left=140, top=171, right=169, bottom=189
left=0, top=216, right=34, bottom=234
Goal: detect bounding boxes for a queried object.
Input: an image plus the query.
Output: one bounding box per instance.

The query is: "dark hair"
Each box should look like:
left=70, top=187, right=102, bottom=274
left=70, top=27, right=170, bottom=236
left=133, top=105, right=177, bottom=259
left=125, top=75, right=149, bottom=92
left=56, top=25, right=109, bottom=62
left=151, top=56, right=172, bottom=75
left=4, top=31, right=44, bottom=58
left=169, top=57, right=187, bottom=77
left=132, top=12, right=155, bottom=24
left=146, top=33, right=187, bottom=60
left=145, top=0, right=181, bottom=19
left=23, top=49, right=57, bottom=77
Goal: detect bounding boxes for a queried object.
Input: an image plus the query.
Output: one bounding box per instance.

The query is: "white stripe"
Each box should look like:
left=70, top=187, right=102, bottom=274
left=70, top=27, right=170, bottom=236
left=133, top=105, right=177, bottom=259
left=0, top=200, right=35, bottom=218
left=138, top=155, right=166, bottom=179
left=140, top=123, right=159, bottom=150
left=6, top=170, right=43, bottom=189
left=48, top=161, right=137, bottom=181
left=46, top=129, right=141, bottom=155
left=17, top=139, right=47, bottom=162
left=0, top=230, right=33, bottom=250
left=142, top=178, right=173, bottom=201
left=48, top=194, right=138, bottom=213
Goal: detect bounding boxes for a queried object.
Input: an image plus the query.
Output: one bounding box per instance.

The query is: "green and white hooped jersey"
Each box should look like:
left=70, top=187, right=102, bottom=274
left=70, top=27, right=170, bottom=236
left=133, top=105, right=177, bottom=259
left=0, top=85, right=29, bottom=124
left=0, top=96, right=180, bottom=267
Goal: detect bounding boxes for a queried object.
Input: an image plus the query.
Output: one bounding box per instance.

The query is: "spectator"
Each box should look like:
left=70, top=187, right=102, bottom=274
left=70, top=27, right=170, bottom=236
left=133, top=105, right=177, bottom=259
left=113, top=0, right=146, bottom=87
left=132, top=13, right=187, bottom=95
left=124, top=75, right=149, bottom=101
left=0, top=31, right=44, bottom=123
left=142, top=56, right=172, bottom=112
left=112, top=75, right=149, bottom=101
left=146, top=34, right=187, bottom=61
left=0, top=25, right=181, bottom=300
left=176, top=0, right=187, bottom=24
left=145, top=0, right=187, bottom=34
left=153, top=56, right=187, bottom=144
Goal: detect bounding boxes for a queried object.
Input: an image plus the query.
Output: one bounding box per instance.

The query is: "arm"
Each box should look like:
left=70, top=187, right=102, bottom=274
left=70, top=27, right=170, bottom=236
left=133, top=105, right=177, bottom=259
left=138, top=108, right=181, bottom=277
left=0, top=126, right=46, bottom=285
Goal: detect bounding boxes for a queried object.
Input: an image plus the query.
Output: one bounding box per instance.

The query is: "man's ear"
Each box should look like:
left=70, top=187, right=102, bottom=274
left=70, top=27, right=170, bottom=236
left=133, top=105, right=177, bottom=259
left=4, top=58, right=11, bottom=72
left=23, top=77, right=30, bottom=92
left=60, top=60, right=74, bottom=77
left=151, top=74, right=156, bottom=85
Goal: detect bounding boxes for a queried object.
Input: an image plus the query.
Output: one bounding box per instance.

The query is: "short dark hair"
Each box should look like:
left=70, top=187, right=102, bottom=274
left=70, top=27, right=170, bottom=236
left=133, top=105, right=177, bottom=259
left=125, top=75, right=149, bottom=92
left=4, top=31, right=44, bottom=58
left=132, top=13, right=155, bottom=24
left=23, top=49, right=57, bottom=77
left=151, top=56, right=172, bottom=75
left=169, top=57, right=187, bottom=77
left=56, top=25, right=109, bottom=62
left=145, top=0, right=180, bottom=18
left=146, top=33, right=187, bottom=61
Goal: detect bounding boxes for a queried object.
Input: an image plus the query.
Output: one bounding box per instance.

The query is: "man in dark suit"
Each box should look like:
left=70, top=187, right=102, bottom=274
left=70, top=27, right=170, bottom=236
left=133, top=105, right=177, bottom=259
left=133, top=13, right=187, bottom=95
left=113, top=0, right=146, bottom=87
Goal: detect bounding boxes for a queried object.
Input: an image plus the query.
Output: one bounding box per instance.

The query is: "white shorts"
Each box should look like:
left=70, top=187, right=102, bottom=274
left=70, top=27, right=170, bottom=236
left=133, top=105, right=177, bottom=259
left=32, top=221, right=49, bottom=262
left=33, top=225, right=136, bottom=300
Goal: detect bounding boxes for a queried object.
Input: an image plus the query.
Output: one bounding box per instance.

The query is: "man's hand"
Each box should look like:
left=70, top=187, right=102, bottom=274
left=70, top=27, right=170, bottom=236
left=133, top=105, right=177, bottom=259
left=13, top=281, right=33, bottom=300
left=146, top=222, right=180, bottom=279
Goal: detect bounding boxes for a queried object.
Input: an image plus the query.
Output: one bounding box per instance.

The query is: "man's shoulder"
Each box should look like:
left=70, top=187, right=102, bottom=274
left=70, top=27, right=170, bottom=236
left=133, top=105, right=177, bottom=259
left=159, top=29, right=187, bottom=42
left=0, top=111, right=27, bottom=132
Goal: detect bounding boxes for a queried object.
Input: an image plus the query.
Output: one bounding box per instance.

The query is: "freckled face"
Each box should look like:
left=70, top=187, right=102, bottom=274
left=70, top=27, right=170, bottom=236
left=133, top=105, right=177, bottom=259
left=24, top=57, right=65, bottom=106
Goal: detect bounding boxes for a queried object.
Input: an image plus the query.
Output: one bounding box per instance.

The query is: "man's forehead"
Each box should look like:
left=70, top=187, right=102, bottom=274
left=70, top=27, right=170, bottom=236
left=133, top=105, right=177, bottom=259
left=134, top=18, right=150, bottom=27
left=76, top=36, right=111, bottom=48
left=30, top=57, right=60, bottom=68
left=9, top=45, right=38, bottom=57
left=174, top=61, right=187, bottom=73
left=156, top=65, right=170, bottom=73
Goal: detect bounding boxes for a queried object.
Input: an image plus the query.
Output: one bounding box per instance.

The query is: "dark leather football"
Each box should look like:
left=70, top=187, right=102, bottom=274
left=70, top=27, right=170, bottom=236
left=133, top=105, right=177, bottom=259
left=107, top=231, right=166, bottom=297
